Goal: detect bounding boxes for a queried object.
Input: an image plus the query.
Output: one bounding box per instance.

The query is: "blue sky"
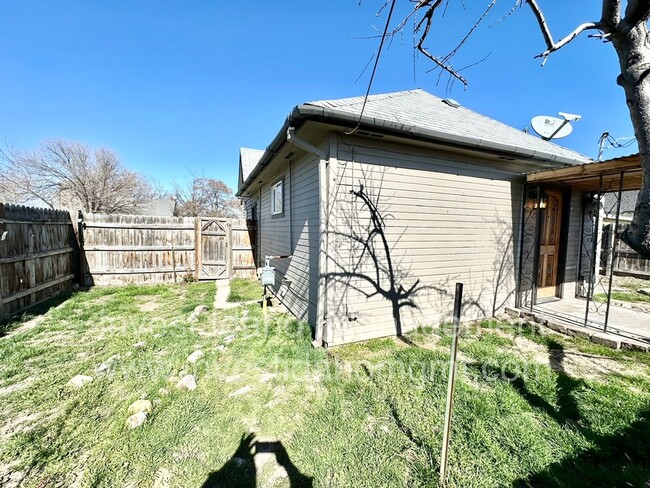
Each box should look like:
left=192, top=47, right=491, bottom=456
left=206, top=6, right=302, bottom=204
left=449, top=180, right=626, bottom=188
left=0, top=1, right=637, bottom=192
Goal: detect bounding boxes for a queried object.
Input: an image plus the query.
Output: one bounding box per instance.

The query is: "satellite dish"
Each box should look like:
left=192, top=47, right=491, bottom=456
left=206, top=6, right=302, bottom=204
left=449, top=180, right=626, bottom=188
left=531, top=115, right=573, bottom=140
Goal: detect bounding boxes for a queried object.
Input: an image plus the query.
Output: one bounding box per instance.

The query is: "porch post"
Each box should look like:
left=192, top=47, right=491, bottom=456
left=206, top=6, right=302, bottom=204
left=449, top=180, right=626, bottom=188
left=584, top=175, right=603, bottom=328
left=515, top=184, right=527, bottom=309
left=604, top=171, right=625, bottom=333
left=530, top=186, right=543, bottom=312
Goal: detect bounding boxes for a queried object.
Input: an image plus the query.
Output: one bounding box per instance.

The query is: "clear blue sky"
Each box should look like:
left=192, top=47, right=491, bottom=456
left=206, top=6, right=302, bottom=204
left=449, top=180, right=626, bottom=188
left=0, top=1, right=636, bottom=193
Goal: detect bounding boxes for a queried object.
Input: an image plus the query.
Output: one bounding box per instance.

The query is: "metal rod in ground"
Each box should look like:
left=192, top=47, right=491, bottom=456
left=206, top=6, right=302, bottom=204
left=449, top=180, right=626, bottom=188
left=440, top=282, right=463, bottom=482
left=263, top=285, right=268, bottom=317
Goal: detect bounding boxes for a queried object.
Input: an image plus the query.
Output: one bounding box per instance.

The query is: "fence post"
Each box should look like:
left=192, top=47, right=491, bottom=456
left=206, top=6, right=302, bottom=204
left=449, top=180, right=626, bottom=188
left=0, top=203, right=5, bottom=322
left=195, top=217, right=202, bottom=281
left=227, top=220, right=233, bottom=279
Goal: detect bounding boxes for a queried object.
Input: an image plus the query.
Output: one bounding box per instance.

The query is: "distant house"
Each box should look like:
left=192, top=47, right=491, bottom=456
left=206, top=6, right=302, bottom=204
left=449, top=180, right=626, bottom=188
left=237, top=89, right=596, bottom=346
left=139, top=198, right=177, bottom=217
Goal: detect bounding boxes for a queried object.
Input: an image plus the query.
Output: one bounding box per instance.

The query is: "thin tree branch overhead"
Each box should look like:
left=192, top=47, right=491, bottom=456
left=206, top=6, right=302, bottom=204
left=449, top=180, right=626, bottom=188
left=525, top=0, right=603, bottom=60
left=415, top=0, right=469, bottom=86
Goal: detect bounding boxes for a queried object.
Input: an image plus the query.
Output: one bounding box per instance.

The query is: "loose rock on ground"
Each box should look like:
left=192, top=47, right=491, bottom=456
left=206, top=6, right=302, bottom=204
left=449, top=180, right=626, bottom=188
left=67, top=375, right=93, bottom=388
left=175, top=374, right=197, bottom=392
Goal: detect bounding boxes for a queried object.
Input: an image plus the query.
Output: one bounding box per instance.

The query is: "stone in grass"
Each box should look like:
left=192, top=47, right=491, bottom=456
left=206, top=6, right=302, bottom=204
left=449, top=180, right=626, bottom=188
left=127, top=399, right=153, bottom=415
left=97, top=354, right=121, bottom=372
left=133, top=341, right=147, bottom=349
left=175, top=374, right=197, bottom=392
left=639, top=288, right=650, bottom=296
left=228, top=386, right=253, bottom=397
left=224, top=335, right=235, bottom=344
left=158, top=387, right=170, bottom=396
left=67, top=375, right=93, bottom=388
left=125, top=412, right=148, bottom=430
left=187, top=350, right=204, bottom=364
left=188, top=305, right=210, bottom=322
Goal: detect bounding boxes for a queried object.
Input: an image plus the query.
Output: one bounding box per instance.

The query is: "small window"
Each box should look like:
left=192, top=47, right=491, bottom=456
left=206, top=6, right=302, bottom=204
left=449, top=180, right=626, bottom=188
left=271, top=180, right=283, bottom=215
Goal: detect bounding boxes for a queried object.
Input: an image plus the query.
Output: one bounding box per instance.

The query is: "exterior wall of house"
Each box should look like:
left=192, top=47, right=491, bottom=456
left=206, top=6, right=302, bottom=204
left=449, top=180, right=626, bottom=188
left=324, top=135, right=524, bottom=346
left=249, top=151, right=321, bottom=325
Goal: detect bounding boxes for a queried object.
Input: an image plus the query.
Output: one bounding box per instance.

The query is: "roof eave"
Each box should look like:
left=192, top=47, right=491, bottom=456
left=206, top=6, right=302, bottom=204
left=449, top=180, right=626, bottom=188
left=297, top=104, right=589, bottom=167
left=237, top=103, right=590, bottom=196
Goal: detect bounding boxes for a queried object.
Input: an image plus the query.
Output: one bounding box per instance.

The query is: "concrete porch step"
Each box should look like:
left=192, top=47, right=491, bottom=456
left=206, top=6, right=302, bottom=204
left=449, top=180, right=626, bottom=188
left=505, top=307, right=650, bottom=353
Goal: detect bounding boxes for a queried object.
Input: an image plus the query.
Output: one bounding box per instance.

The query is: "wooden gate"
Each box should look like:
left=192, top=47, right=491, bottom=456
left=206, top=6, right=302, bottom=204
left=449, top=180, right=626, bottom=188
left=196, top=218, right=231, bottom=280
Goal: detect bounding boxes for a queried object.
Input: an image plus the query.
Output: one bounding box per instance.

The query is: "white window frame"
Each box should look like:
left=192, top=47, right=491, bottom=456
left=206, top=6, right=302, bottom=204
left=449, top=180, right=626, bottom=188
left=271, top=179, right=283, bottom=216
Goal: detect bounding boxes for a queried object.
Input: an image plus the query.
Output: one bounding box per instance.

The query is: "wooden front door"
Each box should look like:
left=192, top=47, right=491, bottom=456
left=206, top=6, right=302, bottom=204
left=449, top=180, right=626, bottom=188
left=196, top=218, right=231, bottom=280
left=537, top=189, right=563, bottom=300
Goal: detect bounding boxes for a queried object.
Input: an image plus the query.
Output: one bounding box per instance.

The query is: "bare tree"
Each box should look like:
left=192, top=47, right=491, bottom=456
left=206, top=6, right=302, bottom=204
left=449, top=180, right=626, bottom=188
left=173, top=176, right=242, bottom=218
left=367, top=1, right=650, bottom=257
left=0, top=139, right=158, bottom=213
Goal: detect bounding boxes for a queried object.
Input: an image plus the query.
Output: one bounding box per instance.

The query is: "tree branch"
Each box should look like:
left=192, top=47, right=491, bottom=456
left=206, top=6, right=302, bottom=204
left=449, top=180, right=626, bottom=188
left=415, top=0, right=469, bottom=86
left=526, top=0, right=603, bottom=60
left=624, top=0, right=650, bottom=27
left=601, top=0, right=621, bottom=27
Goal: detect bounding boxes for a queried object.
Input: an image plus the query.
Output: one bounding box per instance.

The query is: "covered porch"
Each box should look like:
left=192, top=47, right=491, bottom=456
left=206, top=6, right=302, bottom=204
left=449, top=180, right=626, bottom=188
left=516, top=154, right=650, bottom=347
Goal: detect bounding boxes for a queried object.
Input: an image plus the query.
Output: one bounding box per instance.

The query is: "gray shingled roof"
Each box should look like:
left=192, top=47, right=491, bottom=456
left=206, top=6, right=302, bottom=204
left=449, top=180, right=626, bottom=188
left=237, top=89, right=592, bottom=195
left=304, top=89, right=590, bottom=164
left=240, top=148, right=265, bottom=182
left=620, top=191, right=638, bottom=215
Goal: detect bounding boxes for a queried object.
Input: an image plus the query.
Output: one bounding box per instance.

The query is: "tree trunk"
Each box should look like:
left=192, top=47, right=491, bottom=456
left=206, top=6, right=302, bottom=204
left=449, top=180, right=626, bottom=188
left=614, top=21, right=650, bottom=257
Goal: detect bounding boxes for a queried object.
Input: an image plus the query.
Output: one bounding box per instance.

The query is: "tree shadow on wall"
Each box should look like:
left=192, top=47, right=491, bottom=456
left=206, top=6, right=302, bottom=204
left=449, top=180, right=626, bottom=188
left=325, top=167, right=484, bottom=337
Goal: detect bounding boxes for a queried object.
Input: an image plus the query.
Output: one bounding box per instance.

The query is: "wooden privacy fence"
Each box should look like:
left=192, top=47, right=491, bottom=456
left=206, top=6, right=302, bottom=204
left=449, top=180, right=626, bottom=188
left=601, top=222, right=650, bottom=278
left=0, top=204, right=76, bottom=320
left=0, top=203, right=257, bottom=320
left=80, top=213, right=197, bottom=286
left=80, top=214, right=256, bottom=286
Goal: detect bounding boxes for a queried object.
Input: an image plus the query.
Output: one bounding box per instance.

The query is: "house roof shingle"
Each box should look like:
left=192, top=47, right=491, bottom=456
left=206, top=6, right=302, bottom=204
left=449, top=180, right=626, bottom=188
left=238, top=89, right=592, bottom=195
left=240, top=148, right=265, bottom=182
left=304, top=89, right=590, bottom=164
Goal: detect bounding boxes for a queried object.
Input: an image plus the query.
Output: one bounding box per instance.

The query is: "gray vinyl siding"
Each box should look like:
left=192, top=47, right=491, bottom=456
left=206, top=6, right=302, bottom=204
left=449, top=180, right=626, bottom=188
left=563, top=191, right=583, bottom=298
left=325, top=136, right=523, bottom=346
left=258, top=152, right=320, bottom=325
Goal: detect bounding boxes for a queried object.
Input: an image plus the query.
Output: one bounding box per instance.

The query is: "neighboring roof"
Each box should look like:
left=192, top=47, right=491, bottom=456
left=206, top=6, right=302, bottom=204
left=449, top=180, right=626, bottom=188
left=140, top=198, right=176, bottom=216
left=620, top=191, right=638, bottom=215
left=240, top=148, right=265, bottom=183
left=238, top=89, right=592, bottom=196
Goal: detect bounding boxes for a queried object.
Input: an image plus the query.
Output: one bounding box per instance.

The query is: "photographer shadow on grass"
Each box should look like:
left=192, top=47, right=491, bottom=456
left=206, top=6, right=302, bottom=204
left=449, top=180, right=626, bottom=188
left=201, top=433, right=313, bottom=488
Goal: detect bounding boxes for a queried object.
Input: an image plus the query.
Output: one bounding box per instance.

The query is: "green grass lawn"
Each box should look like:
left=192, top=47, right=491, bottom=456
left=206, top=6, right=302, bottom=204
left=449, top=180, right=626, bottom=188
left=0, top=282, right=649, bottom=487
left=227, top=278, right=263, bottom=303
left=595, top=290, right=650, bottom=304
left=595, top=277, right=650, bottom=304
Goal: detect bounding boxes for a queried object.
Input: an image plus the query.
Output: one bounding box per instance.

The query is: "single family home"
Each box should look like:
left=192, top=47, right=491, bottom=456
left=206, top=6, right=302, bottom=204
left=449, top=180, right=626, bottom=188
left=236, top=89, right=628, bottom=347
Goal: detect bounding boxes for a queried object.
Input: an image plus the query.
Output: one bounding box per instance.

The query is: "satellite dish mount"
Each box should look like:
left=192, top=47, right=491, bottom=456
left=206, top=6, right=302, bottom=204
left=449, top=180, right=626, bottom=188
left=531, top=112, right=581, bottom=141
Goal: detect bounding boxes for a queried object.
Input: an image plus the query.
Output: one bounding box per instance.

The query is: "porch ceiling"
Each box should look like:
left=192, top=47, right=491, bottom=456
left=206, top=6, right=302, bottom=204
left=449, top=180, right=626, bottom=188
left=526, top=154, right=642, bottom=192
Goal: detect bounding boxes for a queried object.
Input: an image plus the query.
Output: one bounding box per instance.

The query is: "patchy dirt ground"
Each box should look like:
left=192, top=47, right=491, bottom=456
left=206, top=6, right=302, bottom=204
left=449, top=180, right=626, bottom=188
left=509, top=334, right=647, bottom=380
